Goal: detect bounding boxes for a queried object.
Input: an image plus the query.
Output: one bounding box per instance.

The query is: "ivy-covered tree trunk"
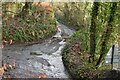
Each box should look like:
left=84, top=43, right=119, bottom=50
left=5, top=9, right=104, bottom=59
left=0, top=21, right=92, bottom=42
left=21, top=2, right=29, bottom=12
left=89, top=2, right=99, bottom=62
left=18, top=2, right=31, bottom=18
left=96, top=2, right=117, bottom=66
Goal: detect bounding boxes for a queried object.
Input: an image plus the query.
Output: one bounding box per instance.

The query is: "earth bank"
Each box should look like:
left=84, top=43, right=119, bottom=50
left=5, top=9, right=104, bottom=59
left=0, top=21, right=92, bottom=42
left=62, top=33, right=120, bottom=79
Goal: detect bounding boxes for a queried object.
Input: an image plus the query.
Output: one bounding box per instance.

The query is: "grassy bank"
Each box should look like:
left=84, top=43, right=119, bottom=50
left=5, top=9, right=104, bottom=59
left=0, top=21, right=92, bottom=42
left=2, top=2, right=58, bottom=45
left=62, top=29, right=119, bottom=79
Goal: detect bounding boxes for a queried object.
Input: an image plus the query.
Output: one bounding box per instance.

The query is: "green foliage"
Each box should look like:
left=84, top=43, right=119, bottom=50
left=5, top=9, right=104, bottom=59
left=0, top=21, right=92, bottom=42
left=64, top=2, right=119, bottom=63
left=54, top=2, right=92, bottom=30
left=2, top=2, right=57, bottom=43
left=68, top=28, right=90, bottom=52
left=62, top=2, right=119, bottom=78
left=3, top=16, right=57, bottom=43
left=96, top=3, right=119, bottom=55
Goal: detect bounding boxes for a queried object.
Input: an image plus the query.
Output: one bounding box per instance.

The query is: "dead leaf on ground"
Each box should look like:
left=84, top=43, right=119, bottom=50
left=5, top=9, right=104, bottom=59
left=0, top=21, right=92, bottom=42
left=39, top=73, right=47, bottom=78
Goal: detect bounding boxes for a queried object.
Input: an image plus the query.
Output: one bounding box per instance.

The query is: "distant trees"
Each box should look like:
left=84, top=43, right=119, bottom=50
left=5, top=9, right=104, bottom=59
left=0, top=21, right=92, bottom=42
left=54, top=2, right=89, bottom=30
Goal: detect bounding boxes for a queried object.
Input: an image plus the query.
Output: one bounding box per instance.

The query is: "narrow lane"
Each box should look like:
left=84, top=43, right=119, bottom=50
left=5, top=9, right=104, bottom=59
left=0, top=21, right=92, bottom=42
left=2, top=22, right=75, bottom=78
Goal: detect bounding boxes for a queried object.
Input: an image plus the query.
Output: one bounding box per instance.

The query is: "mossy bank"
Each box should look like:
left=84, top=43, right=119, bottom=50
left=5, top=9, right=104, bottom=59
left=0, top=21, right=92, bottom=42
left=2, top=2, right=57, bottom=44
left=62, top=30, right=120, bottom=79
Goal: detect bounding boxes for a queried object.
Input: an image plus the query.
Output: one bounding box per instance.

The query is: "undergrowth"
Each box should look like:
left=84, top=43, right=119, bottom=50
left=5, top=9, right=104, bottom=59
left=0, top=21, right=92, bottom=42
left=2, top=15, right=57, bottom=44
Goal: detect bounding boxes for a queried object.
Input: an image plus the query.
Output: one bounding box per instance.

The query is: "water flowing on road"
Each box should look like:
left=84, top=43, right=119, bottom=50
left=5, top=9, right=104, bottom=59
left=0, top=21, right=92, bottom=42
left=2, top=22, right=75, bottom=78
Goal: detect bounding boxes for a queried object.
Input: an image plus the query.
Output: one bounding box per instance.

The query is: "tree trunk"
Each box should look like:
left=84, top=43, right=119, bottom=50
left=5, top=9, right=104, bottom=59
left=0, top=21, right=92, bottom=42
left=89, top=2, right=99, bottom=62
left=64, top=3, right=70, bottom=21
left=18, top=2, right=31, bottom=18
left=21, top=2, right=29, bottom=12
left=96, top=2, right=117, bottom=66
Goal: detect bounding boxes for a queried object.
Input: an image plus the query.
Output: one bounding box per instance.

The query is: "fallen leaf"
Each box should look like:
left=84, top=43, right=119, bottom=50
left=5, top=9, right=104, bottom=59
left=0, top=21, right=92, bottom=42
left=13, top=61, right=16, bottom=67
left=9, top=65, right=12, bottom=69
left=9, top=39, right=12, bottom=44
left=43, top=30, right=47, bottom=33
left=39, top=73, right=47, bottom=78
left=3, top=64, right=7, bottom=71
left=3, top=40, right=8, bottom=43
left=0, top=67, right=4, bottom=75
left=11, top=15, right=14, bottom=18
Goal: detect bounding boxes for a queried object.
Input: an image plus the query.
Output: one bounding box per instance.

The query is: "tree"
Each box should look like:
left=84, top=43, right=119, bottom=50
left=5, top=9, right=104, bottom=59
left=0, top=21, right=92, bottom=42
left=18, top=2, right=32, bottom=18
left=89, top=2, right=99, bottom=62
left=96, top=2, right=118, bottom=66
left=64, top=3, right=70, bottom=22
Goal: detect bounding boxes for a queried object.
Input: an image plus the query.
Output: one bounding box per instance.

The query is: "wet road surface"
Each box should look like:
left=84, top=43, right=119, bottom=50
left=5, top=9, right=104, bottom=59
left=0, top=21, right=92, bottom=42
left=2, top=22, right=75, bottom=78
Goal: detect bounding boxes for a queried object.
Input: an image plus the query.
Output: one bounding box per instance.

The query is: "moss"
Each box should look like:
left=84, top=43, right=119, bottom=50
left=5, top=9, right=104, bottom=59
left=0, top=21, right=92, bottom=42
left=62, top=40, right=113, bottom=79
left=62, top=44, right=120, bottom=79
